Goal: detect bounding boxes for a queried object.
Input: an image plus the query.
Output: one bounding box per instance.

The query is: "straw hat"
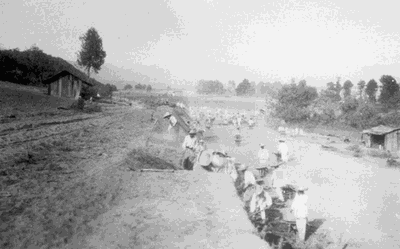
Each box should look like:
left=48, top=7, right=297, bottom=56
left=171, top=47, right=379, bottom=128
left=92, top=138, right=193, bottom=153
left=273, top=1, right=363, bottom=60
left=259, top=143, right=265, bottom=148
left=163, top=112, right=172, bottom=118
left=278, top=138, right=285, bottom=142
left=189, top=129, right=197, bottom=134
left=297, top=185, right=308, bottom=192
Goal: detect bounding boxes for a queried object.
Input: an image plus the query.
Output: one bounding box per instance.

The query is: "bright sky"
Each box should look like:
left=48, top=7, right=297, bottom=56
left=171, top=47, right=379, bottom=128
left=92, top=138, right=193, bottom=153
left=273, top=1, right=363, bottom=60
left=1, top=0, right=400, bottom=88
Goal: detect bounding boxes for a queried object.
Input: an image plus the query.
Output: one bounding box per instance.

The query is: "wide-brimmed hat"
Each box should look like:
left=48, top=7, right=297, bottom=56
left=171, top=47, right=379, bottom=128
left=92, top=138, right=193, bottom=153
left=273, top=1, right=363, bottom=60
left=297, top=186, right=308, bottom=192
left=278, top=138, right=285, bottom=142
left=260, top=143, right=265, bottom=147
left=163, top=112, right=172, bottom=118
left=189, top=129, right=197, bottom=134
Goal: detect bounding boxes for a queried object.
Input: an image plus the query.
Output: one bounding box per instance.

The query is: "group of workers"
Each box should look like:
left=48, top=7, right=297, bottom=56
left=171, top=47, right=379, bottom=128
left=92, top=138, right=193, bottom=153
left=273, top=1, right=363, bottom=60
left=257, top=139, right=308, bottom=242
left=165, top=108, right=308, bottom=243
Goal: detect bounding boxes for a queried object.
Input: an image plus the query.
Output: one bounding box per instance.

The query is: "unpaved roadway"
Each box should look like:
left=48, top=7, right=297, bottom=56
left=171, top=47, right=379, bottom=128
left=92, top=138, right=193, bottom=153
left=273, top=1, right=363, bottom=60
left=66, top=107, right=400, bottom=249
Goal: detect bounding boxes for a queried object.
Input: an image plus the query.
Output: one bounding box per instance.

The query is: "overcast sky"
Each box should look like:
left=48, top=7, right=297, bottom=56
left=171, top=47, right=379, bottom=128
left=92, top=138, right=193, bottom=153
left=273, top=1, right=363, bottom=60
left=1, top=0, right=400, bottom=88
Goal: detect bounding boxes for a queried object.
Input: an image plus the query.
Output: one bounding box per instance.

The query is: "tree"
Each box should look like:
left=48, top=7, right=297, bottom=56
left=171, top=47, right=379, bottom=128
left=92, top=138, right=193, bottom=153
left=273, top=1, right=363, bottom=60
left=146, top=84, right=152, bottom=92
left=236, top=79, right=255, bottom=96
left=379, top=75, right=399, bottom=107
left=335, top=77, right=342, bottom=99
left=321, top=82, right=341, bottom=102
left=25, top=44, right=48, bottom=85
left=124, top=84, right=133, bottom=90
left=100, top=83, right=117, bottom=97
left=357, top=80, right=366, bottom=99
left=343, top=80, right=353, bottom=98
left=365, top=79, right=378, bottom=103
left=77, top=27, right=106, bottom=78
left=273, top=80, right=318, bottom=122
left=196, top=80, right=225, bottom=95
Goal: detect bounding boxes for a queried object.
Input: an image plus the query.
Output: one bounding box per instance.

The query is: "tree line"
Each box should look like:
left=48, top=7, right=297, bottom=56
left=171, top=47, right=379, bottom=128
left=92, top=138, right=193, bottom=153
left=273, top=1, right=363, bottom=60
left=123, top=83, right=153, bottom=92
left=196, top=79, right=282, bottom=96
left=272, top=76, right=400, bottom=129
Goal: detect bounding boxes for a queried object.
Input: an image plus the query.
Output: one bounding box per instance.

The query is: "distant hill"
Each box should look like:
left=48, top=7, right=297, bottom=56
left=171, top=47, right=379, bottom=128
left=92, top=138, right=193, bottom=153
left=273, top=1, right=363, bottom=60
left=69, top=61, right=170, bottom=90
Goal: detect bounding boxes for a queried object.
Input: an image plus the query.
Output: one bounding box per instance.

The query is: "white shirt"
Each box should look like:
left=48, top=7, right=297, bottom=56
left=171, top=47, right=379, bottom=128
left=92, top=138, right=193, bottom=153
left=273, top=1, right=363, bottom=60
left=182, top=135, right=198, bottom=150
left=169, top=116, right=177, bottom=126
left=291, top=193, right=308, bottom=219
left=258, top=148, right=269, bottom=165
left=278, top=142, right=288, bottom=158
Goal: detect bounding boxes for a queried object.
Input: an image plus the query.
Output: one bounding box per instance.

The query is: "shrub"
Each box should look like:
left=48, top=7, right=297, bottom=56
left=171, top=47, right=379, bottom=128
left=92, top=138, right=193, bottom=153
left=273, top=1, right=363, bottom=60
left=70, top=98, right=85, bottom=110
left=85, top=104, right=102, bottom=113
left=367, top=149, right=391, bottom=158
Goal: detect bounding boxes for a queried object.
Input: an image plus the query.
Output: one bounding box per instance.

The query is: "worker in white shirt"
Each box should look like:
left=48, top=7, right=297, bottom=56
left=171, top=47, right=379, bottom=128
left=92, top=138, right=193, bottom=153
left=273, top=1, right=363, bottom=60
left=248, top=117, right=255, bottom=127
left=290, top=186, right=309, bottom=242
left=181, top=129, right=198, bottom=170
left=163, top=112, right=178, bottom=134
left=257, top=143, right=269, bottom=169
left=277, top=138, right=289, bottom=163
left=195, top=139, right=207, bottom=154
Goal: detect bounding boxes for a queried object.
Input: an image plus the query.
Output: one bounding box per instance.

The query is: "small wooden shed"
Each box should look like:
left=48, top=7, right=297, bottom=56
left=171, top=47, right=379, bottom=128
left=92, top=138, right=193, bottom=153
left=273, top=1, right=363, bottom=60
left=43, top=70, right=93, bottom=99
left=361, top=125, right=400, bottom=152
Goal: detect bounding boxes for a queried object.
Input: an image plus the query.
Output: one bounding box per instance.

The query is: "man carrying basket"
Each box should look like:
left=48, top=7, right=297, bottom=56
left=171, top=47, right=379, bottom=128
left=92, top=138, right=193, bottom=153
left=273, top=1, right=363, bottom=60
left=181, top=129, right=198, bottom=170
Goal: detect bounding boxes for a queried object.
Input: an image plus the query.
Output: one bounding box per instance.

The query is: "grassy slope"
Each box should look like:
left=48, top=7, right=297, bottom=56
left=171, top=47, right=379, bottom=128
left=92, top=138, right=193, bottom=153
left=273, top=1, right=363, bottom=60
left=0, top=81, right=76, bottom=118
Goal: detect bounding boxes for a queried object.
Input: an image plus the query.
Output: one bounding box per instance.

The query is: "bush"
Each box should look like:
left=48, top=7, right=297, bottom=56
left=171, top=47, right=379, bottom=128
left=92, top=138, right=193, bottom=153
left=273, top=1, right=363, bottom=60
left=367, top=149, right=391, bottom=158
left=85, top=104, right=102, bottom=113
left=70, top=98, right=85, bottom=110
left=340, top=97, right=359, bottom=114
left=346, top=144, right=363, bottom=157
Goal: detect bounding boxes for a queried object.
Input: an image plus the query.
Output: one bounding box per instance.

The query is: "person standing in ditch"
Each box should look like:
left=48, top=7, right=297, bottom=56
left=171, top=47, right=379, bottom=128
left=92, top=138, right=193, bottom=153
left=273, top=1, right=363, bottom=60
left=257, top=143, right=269, bottom=176
left=290, top=186, right=309, bottom=242
left=277, top=138, right=289, bottom=163
left=163, top=112, right=178, bottom=135
left=181, top=129, right=198, bottom=170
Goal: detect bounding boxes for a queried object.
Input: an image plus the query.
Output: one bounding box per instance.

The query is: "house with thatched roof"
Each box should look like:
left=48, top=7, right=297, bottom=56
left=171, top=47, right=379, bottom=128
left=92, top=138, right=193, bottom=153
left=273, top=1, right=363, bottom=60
left=361, top=125, right=400, bottom=152
left=43, top=70, right=93, bottom=99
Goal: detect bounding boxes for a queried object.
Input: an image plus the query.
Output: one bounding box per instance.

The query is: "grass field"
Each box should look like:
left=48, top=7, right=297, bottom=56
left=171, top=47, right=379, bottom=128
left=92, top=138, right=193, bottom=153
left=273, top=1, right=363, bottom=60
left=0, top=82, right=75, bottom=118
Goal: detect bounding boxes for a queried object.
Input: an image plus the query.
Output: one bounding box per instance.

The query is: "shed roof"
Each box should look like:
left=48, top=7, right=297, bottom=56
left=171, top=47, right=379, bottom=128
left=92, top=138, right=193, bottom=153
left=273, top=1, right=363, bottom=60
left=362, top=125, right=400, bottom=135
left=43, top=70, right=93, bottom=86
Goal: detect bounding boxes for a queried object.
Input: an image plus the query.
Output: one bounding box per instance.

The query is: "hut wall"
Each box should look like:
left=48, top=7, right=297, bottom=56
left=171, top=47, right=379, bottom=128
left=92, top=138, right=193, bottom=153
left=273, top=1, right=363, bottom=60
left=47, top=73, right=85, bottom=99
left=58, top=78, right=62, bottom=96
left=363, top=134, right=371, bottom=147
left=68, top=75, right=72, bottom=97
left=76, top=80, right=82, bottom=99
left=397, top=131, right=400, bottom=152
left=61, top=76, right=69, bottom=97
left=384, top=131, right=398, bottom=152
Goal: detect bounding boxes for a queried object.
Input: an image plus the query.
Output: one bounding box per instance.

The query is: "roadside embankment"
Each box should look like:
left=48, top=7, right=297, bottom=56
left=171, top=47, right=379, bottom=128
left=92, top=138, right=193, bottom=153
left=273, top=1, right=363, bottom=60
left=80, top=170, right=272, bottom=249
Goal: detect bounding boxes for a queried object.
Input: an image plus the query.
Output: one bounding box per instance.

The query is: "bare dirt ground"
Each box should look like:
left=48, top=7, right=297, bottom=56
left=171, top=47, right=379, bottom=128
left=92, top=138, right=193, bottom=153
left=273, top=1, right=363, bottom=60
left=2, top=85, right=400, bottom=249
left=0, top=82, right=155, bottom=249
left=79, top=169, right=270, bottom=249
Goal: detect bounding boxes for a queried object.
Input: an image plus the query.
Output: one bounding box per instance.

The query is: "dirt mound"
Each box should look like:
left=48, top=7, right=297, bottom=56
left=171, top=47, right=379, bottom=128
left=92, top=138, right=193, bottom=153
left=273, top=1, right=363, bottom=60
left=82, top=170, right=272, bottom=249
left=123, top=143, right=181, bottom=171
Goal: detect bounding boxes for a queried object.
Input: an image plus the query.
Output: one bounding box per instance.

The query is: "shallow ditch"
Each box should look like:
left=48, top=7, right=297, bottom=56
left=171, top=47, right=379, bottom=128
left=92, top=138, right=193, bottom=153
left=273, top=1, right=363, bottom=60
left=232, top=176, right=325, bottom=249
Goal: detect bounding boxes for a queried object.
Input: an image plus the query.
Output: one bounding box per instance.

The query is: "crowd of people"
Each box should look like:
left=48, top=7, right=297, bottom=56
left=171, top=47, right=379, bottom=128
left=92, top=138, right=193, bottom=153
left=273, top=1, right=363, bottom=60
left=164, top=105, right=309, bottom=243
